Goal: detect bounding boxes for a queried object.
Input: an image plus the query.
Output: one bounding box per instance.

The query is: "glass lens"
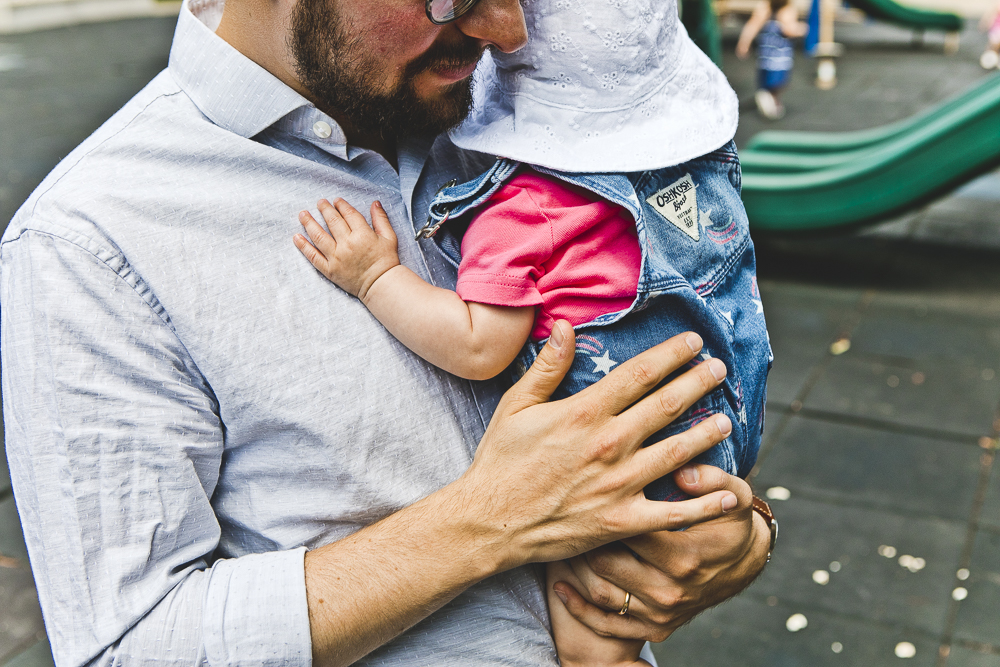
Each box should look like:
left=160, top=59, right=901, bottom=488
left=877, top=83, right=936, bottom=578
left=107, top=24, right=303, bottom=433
left=427, top=0, right=480, bottom=24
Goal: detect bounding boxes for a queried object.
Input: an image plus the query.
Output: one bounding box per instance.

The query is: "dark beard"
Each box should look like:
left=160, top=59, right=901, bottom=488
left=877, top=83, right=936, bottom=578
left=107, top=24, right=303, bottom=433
left=289, top=0, right=479, bottom=139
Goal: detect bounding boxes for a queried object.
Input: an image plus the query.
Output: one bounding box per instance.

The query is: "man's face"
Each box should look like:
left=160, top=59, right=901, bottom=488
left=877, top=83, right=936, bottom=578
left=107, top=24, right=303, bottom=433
left=290, top=0, right=490, bottom=138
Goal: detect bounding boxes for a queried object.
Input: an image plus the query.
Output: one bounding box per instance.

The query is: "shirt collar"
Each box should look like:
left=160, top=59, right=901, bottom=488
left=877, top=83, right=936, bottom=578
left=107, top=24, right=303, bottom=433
left=168, top=0, right=346, bottom=145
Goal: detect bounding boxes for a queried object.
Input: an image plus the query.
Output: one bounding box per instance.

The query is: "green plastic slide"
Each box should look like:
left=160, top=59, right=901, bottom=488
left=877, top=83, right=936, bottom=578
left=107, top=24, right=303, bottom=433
left=739, top=74, right=1000, bottom=231
left=745, top=74, right=999, bottom=157
left=847, top=0, right=963, bottom=33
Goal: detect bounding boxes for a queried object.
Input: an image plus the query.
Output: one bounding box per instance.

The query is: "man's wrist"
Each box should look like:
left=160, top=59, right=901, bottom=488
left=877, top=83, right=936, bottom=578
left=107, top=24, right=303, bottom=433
left=428, top=475, right=521, bottom=579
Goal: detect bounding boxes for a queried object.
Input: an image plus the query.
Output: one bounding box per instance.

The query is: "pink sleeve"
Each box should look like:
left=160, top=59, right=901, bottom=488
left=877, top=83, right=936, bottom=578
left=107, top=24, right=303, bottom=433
left=455, top=182, right=553, bottom=308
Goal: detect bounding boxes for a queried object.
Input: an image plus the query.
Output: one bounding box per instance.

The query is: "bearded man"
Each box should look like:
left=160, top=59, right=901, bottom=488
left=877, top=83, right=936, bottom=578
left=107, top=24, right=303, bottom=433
left=0, top=0, right=771, bottom=665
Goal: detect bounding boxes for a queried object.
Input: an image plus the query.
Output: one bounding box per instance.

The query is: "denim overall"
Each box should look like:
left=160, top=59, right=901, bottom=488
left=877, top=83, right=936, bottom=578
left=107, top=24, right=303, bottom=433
left=417, top=142, right=772, bottom=501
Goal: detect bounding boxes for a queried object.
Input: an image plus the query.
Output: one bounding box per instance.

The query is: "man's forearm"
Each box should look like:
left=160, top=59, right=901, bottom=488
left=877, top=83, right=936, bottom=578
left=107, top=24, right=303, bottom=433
left=303, top=328, right=739, bottom=666
left=304, top=478, right=507, bottom=667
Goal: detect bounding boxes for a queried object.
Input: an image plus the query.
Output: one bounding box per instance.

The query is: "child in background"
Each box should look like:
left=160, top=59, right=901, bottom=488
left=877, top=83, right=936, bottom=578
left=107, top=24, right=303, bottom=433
left=979, top=0, right=1000, bottom=69
left=737, top=0, right=808, bottom=120
left=295, top=1, right=772, bottom=664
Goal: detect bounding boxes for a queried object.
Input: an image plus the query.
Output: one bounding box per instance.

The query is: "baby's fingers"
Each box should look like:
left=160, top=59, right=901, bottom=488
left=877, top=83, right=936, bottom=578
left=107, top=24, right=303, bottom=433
left=293, top=232, right=329, bottom=274
left=370, top=201, right=398, bottom=246
left=299, top=210, right=338, bottom=258
left=317, top=199, right=352, bottom=238
left=334, top=198, right=374, bottom=234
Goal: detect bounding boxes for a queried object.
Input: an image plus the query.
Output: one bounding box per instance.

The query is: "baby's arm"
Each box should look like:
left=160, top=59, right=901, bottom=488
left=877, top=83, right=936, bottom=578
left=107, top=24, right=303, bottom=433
left=548, top=561, right=652, bottom=667
left=294, top=198, right=535, bottom=381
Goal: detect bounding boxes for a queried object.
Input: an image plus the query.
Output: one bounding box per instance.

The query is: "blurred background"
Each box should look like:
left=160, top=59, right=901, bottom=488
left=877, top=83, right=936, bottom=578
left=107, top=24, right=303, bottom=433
left=0, top=0, right=998, bottom=665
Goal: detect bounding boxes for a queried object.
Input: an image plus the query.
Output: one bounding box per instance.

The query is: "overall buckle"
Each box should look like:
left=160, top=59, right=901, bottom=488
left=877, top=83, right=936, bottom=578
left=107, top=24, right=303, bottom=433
left=415, top=178, right=458, bottom=240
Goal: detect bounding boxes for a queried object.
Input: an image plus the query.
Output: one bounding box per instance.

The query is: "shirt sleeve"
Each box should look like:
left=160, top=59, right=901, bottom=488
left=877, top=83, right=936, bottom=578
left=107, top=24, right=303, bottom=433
left=455, top=183, right=553, bottom=308
left=0, top=230, right=312, bottom=667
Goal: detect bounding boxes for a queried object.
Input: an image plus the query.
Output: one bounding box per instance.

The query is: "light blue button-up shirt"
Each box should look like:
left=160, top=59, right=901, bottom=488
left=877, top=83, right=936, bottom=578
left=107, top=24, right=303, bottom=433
left=0, top=1, right=555, bottom=664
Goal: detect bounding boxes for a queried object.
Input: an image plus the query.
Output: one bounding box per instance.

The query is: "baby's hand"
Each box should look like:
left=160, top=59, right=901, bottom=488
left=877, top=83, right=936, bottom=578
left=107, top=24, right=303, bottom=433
left=294, top=198, right=401, bottom=302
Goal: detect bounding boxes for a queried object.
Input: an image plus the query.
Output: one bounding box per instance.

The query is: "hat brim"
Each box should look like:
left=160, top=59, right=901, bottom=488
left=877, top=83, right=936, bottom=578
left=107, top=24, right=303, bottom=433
left=450, top=28, right=739, bottom=174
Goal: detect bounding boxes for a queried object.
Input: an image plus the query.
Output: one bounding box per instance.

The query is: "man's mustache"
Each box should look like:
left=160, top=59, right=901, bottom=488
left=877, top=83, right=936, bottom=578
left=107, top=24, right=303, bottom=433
left=408, top=39, right=485, bottom=77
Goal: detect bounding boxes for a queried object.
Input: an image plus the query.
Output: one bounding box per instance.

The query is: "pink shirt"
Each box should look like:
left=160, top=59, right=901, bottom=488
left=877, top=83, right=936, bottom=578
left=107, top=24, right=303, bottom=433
left=456, top=171, right=642, bottom=340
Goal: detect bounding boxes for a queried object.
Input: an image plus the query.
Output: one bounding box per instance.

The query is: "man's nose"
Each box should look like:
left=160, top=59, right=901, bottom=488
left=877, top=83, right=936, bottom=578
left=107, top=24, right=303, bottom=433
left=456, top=0, right=528, bottom=53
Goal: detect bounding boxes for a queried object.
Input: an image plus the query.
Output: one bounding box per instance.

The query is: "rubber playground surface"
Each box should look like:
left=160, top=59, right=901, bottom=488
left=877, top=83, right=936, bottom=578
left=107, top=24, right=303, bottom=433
left=1, top=9, right=999, bottom=667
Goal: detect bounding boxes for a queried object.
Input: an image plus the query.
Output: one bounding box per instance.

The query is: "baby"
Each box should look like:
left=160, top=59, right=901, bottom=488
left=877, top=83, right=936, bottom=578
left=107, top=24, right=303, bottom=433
left=294, top=1, right=771, bottom=664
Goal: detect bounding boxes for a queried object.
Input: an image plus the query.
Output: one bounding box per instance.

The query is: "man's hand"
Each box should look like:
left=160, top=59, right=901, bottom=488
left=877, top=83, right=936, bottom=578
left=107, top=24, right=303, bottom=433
left=456, top=321, right=740, bottom=570
left=551, top=465, right=770, bottom=642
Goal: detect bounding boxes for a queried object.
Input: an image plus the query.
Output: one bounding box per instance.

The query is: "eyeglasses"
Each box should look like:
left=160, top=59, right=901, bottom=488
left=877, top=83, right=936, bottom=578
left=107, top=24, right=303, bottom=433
left=426, top=0, right=482, bottom=24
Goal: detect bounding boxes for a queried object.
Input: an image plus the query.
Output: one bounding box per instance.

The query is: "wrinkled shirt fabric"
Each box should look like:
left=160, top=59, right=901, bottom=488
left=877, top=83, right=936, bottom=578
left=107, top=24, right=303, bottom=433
left=0, top=0, right=557, bottom=664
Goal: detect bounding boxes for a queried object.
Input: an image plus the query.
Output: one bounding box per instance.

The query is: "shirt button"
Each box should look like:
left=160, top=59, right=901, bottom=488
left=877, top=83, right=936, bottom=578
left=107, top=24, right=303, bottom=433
left=312, top=121, right=333, bottom=139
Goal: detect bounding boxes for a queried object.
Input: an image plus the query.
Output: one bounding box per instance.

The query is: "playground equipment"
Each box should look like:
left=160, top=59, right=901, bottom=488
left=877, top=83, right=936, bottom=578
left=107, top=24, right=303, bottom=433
left=739, top=74, right=1000, bottom=231
left=846, top=0, right=962, bottom=35
left=719, top=0, right=965, bottom=89
left=679, top=0, right=724, bottom=66
left=807, top=0, right=963, bottom=88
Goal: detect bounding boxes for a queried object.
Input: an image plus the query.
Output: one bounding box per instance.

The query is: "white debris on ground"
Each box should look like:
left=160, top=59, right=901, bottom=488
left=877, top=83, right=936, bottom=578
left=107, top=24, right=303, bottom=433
left=765, top=486, right=790, bottom=501
left=785, top=613, right=808, bottom=632
left=830, top=338, right=851, bottom=355
left=898, top=555, right=926, bottom=573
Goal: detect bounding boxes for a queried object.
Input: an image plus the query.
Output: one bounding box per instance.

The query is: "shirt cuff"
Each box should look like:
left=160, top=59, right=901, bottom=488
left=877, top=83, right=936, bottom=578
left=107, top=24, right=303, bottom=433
left=203, top=547, right=312, bottom=667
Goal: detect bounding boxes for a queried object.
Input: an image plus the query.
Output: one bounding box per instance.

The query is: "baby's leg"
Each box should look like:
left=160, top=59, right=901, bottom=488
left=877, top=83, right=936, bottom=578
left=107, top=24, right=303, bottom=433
left=547, top=560, right=650, bottom=667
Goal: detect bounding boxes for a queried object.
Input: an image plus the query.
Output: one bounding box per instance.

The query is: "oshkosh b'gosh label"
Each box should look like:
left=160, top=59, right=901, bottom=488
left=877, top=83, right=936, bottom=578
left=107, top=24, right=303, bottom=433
left=647, top=174, right=699, bottom=241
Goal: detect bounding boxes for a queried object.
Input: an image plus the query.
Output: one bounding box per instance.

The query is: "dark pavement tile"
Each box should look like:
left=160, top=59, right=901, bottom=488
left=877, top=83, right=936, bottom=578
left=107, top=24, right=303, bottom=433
left=753, top=417, right=982, bottom=522
left=805, top=354, right=1000, bottom=439
left=979, top=465, right=1000, bottom=533
left=3, top=639, right=52, bottom=667
left=914, top=201, right=1000, bottom=251
left=653, top=592, right=939, bottom=667
left=951, top=530, right=1000, bottom=648
left=946, top=644, right=1000, bottom=667
left=0, top=498, right=44, bottom=666
left=757, top=282, right=863, bottom=406
left=0, top=566, right=44, bottom=666
left=0, top=497, right=28, bottom=563
left=803, top=289, right=1000, bottom=437
left=849, top=292, right=1000, bottom=367
left=746, top=498, right=964, bottom=635
left=1, top=403, right=9, bottom=497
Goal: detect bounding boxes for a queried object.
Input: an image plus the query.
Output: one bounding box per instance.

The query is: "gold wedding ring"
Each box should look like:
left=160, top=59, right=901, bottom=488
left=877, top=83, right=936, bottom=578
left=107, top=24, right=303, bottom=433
left=617, top=591, right=631, bottom=616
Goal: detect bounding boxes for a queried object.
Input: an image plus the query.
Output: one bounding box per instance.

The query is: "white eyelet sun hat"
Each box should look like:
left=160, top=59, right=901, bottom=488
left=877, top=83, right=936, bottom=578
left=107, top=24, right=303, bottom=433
left=449, top=0, right=739, bottom=173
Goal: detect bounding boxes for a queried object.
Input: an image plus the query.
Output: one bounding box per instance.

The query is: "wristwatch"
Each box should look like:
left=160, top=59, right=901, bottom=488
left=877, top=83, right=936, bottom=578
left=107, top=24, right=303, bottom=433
left=751, top=495, right=778, bottom=563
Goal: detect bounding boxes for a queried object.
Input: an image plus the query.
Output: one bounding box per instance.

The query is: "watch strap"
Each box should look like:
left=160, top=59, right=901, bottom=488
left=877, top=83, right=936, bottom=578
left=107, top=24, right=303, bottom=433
left=751, top=495, right=778, bottom=563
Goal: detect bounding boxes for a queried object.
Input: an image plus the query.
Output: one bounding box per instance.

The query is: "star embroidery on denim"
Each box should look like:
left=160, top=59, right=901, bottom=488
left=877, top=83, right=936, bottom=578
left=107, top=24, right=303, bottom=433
left=700, top=208, right=713, bottom=229
left=738, top=405, right=747, bottom=424
left=751, top=299, right=764, bottom=314
left=721, top=310, right=734, bottom=326
left=590, top=351, right=618, bottom=375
